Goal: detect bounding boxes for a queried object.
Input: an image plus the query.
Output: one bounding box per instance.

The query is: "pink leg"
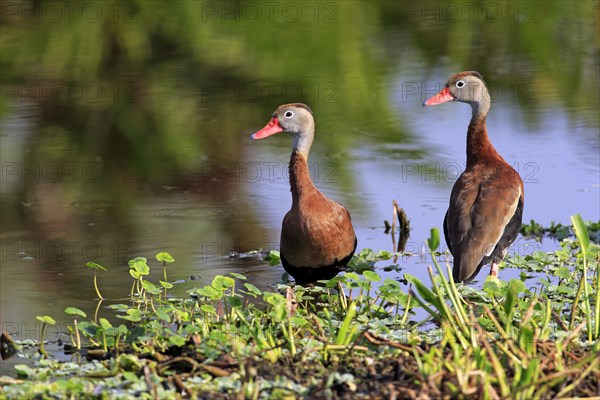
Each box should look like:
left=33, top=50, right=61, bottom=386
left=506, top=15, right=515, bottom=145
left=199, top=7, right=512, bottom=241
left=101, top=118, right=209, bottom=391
left=490, top=262, right=499, bottom=278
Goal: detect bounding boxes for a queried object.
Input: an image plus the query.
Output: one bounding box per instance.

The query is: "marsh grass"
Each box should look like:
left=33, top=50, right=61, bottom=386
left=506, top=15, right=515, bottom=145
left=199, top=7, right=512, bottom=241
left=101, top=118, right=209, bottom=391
left=1, top=218, right=599, bottom=399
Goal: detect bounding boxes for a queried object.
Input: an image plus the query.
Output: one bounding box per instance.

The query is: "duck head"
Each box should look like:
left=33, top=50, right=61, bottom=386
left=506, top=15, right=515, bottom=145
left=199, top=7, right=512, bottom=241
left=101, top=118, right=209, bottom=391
left=251, top=103, right=315, bottom=156
left=423, top=71, right=490, bottom=117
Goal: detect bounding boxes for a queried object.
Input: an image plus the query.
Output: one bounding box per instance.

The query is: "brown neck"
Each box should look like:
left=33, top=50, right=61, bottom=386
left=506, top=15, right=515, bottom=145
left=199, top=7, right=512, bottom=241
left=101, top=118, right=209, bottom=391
left=466, top=116, right=501, bottom=166
left=289, top=151, right=317, bottom=204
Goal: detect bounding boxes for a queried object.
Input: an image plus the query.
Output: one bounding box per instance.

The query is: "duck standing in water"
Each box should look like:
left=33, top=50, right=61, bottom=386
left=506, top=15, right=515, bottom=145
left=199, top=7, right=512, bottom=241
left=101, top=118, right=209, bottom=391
left=251, top=103, right=357, bottom=283
left=423, top=72, right=524, bottom=283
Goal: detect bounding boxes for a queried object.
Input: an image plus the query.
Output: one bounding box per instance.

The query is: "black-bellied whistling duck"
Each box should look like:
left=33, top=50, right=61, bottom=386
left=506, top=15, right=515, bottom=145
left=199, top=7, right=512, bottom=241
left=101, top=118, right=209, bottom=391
left=423, top=72, right=524, bottom=283
left=251, top=103, right=357, bottom=283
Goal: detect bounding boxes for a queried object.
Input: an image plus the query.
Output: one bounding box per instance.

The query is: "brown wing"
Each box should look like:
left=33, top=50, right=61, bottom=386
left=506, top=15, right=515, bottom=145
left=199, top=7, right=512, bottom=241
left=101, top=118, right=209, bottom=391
left=446, top=165, right=523, bottom=282
left=280, top=194, right=356, bottom=269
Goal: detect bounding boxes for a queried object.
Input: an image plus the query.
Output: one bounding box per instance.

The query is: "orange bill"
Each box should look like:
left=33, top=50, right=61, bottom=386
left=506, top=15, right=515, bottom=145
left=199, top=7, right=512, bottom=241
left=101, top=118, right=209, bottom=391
left=251, top=118, right=283, bottom=139
left=423, top=87, right=454, bottom=106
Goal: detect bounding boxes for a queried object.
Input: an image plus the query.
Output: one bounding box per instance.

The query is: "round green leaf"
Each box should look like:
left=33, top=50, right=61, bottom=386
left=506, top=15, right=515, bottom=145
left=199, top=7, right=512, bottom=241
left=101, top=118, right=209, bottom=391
left=117, top=309, right=142, bottom=322
left=36, top=316, right=56, bottom=325
left=229, top=272, right=246, bottom=280
left=169, top=335, right=186, bottom=347
left=212, top=275, right=234, bottom=290
left=363, top=270, right=381, bottom=282
left=64, top=307, right=87, bottom=318
left=99, top=318, right=112, bottom=330
left=243, top=283, right=262, bottom=295
left=160, top=280, right=173, bottom=289
left=156, top=252, right=175, bottom=263
left=201, top=304, right=216, bottom=314
left=132, top=260, right=150, bottom=275
left=128, top=257, right=147, bottom=267
left=141, top=280, right=159, bottom=292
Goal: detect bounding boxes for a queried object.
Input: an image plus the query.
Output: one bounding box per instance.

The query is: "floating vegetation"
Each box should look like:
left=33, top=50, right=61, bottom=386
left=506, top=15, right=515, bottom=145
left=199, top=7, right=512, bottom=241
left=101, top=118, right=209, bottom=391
left=520, top=218, right=600, bottom=242
left=1, top=216, right=599, bottom=399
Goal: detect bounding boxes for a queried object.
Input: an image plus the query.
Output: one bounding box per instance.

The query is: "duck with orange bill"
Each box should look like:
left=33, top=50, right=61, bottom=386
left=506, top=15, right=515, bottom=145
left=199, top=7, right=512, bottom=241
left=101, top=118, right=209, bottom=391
left=251, top=103, right=357, bottom=284
left=423, top=72, right=524, bottom=283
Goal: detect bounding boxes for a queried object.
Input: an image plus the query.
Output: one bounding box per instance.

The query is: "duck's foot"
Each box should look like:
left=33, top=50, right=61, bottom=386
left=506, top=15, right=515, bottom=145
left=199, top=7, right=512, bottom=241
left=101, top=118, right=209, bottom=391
left=489, top=262, right=499, bottom=278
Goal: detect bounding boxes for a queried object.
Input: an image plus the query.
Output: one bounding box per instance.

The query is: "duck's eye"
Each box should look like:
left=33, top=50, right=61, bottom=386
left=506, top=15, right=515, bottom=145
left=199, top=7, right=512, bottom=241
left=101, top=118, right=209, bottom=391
left=456, top=80, right=465, bottom=88
left=284, top=111, right=294, bottom=118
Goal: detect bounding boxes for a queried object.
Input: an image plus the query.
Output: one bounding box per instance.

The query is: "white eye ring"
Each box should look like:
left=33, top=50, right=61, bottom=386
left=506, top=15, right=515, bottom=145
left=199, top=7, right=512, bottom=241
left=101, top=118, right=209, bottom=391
left=284, top=111, right=294, bottom=118
left=456, top=80, right=465, bottom=88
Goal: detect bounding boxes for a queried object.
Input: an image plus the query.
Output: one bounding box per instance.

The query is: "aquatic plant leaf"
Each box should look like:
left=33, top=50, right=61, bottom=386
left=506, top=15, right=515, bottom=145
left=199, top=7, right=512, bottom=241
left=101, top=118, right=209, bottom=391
left=108, top=304, right=129, bottom=310
left=201, top=305, right=217, bottom=315
left=196, top=286, right=220, bottom=299
left=509, top=279, right=527, bottom=295
left=380, top=278, right=401, bottom=290
left=77, top=321, right=100, bottom=337
left=556, top=285, right=576, bottom=296
left=483, top=276, right=501, bottom=295
left=290, top=316, right=310, bottom=327
left=156, top=252, right=175, bottom=263
left=229, top=272, right=246, bottom=280
left=131, top=260, right=150, bottom=275
left=269, top=250, right=281, bottom=259
left=362, top=270, right=381, bottom=282
left=571, top=214, right=590, bottom=252
left=155, top=308, right=171, bottom=322
left=359, top=248, right=375, bottom=261
left=377, top=250, right=392, bottom=259
left=264, top=293, right=286, bottom=307
left=99, top=318, right=112, bottom=330
left=169, top=335, right=186, bottom=347
left=14, top=364, right=35, bottom=379
left=228, top=296, right=243, bottom=308
left=86, top=262, right=107, bottom=271
left=118, top=309, right=142, bottom=322
left=159, top=280, right=173, bottom=289
left=243, top=283, right=262, bottom=295
left=345, top=272, right=360, bottom=281
left=268, top=250, right=281, bottom=266
left=122, top=371, right=139, bottom=382
left=128, top=257, right=147, bottom=266
left=555, top=267, right=571, bottom=280
left=64, top=307, right=87, bottom=318
left=503, top=280, right=526, bottom=320
left=36, top=316, right=56, bottom=325
left=142, top=280, right=160, bottom=293
left=212, top=275, right=234, bottom=290
left=427, top=228, right=440, bottom=252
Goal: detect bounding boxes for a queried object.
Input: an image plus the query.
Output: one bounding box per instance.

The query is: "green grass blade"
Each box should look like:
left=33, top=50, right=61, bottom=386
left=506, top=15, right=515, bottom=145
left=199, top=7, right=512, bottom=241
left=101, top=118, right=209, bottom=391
left=336, top=301, right=357, bottom=345
left=571, top=214, right=593, bottom=341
